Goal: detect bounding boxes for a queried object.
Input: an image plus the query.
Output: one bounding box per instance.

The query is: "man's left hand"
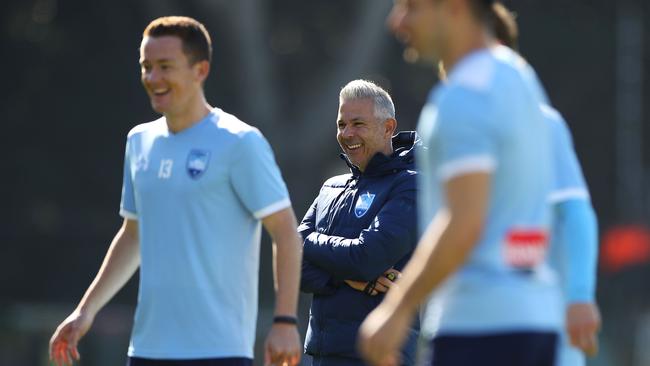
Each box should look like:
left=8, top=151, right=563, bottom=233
left=264, top=323, right=301, bottom=366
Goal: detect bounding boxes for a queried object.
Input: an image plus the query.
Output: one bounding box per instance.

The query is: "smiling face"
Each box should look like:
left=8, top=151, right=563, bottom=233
left=336, top=98, right=395, bottom=172
left=139, top=35, right=208, bottom=116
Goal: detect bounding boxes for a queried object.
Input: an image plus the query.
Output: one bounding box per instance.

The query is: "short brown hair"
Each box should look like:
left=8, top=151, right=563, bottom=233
left=463, top=1, right=518, bottom=50
left=143, top=16, right=212, bottom=64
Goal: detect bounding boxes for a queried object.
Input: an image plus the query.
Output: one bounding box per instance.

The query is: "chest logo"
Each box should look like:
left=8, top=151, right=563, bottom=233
left=354, top=192, right=376, bottom=218
left=186, top=149, right=211, bottom=179
left=135, top=155, right=148, bottom=171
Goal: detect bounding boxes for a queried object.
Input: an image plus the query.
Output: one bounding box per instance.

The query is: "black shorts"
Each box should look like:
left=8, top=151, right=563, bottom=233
left=429, top=331, right=557, bottom=366
left=127, top=357, right=253, bottom=366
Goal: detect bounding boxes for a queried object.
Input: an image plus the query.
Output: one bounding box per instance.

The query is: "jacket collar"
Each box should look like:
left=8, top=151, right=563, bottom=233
left=340, top=131, right=420, bottom=178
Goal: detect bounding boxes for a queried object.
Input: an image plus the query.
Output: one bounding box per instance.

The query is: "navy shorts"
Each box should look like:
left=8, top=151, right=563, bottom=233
left=309, top=354, right=413, bottom=366
left=429, top=331, right=557, bottom=366
left=309, top=355, right=364, bottom=366
left=127, top=357, right=253, bottom=366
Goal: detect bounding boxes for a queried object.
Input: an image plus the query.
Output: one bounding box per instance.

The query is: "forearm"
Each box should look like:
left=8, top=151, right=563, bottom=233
left=558, top=199, right=598, bottom=302
left=302, top=233, right=366, bottom=278
left=265, top=208, right=303, bottom=317
left=274, top=236, right=302, bottom=316
left=303, top=229, right=413, bottom=281
left=384, top=209, right=477, bottom=313
left=77, top=219, right=140, bottom=317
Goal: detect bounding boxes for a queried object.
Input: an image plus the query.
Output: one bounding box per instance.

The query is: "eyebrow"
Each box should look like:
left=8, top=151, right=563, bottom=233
left=139, top=58, right=174, bottom=65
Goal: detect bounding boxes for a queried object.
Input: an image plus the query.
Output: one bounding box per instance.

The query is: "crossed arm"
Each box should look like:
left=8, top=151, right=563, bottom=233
left=299, top=184, right=416, bottom=295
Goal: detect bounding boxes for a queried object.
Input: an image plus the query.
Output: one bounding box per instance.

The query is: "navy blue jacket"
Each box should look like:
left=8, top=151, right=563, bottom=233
left=299, top=131, right=420, bottom=364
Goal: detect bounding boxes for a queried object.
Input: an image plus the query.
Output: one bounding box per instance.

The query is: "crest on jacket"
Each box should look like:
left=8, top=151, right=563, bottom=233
left=187, top=149, right=211, bottom=179
left=354, top=192, right=376, bottom=218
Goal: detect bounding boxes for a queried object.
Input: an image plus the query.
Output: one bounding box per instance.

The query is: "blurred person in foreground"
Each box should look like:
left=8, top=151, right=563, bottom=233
left=49, top=16, right=302, bottom=366
left=299, top=79, right=420, bottom=366
left=544, top=104, right=601, bottom=366
left=420, top=6, right=602, bottom=366
left=359, top=1, right=562, bottom=365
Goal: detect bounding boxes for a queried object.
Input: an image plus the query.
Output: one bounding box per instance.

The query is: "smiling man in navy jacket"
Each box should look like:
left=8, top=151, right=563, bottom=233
left=299, top=79, right=419, bottom=366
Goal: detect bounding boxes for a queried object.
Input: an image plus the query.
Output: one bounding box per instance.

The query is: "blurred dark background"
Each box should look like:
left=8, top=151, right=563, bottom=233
left=2, top=0, right=650, bottom=365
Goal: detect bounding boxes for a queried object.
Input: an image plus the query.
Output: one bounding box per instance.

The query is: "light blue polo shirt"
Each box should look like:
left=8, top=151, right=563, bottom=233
left=544, top=104, right=594, bottom=366
left=545, top=104, right=592, bottom=299
left=419, top=46, right=562, bottom=336
left=120, top=108, right=290, bottom=359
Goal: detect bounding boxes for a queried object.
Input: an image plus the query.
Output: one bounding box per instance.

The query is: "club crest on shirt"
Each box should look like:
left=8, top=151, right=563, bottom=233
left=354, top=192, right=375, bottom=218
left=186, top=149, right=211, bottom=179
left=135, top=154, right=148, bottom=171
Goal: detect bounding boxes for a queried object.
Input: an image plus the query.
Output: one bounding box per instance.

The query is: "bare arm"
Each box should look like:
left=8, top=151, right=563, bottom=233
left=77, top=218, right=140, bottom=315
left=262, top=207, right=303, bottom=366
left=383, top=172, right=488, bottom=312
left=263, top=207, right=302, bottom=318
left=359, top=172, right=490, bottom=366
left=49, top=218, right=140, bottom=366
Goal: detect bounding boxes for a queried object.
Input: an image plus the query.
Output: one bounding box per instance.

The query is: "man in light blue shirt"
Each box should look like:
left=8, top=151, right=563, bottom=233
left=490, top=14, right=602, bottom=364
left=359, top=1, right=562, bottom=365
left=545, top=105, right=601, bottom=366
left=49, top=16, right=302, bottom=366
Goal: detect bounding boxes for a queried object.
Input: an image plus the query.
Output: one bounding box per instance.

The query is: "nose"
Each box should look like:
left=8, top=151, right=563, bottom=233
left=143, top=67, right=160, bottom=84
left=340, top=124, right=355, bottom=139
left=386, top=4, right=406, bottom=35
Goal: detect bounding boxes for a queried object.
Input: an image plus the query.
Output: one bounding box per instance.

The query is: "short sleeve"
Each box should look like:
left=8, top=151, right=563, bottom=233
left=119, top=138, right=138, bottom=219
left=435, top=90, right=498, bottom=181
left=230, top=130, right=291, bottom=219
left=545, top=106, right=590, bottom=203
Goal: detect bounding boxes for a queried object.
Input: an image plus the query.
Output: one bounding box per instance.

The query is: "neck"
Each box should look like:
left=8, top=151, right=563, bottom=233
left=165, top=92, right=212, bottom=133
left=358, top=144, right=394, bottom=173
left=440, top=22, right=494, bottom=73
left=384, top=144, right=394, bottom=157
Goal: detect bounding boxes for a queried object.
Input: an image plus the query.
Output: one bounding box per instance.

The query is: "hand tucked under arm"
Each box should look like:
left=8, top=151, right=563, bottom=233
left=345, top=268, right=402, bottom=296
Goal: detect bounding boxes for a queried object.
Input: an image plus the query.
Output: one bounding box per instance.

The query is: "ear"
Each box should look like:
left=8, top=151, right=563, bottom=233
left=195, top=60, right=210, bottom=83
left=384, top=118, right=397, bottom=137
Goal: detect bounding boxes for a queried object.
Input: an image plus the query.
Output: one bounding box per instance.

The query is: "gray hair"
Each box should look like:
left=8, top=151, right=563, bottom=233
left=339, top=79, right=395, bottom=121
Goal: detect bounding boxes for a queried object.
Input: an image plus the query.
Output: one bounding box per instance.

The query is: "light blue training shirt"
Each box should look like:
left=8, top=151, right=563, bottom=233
left=545, top=104, right=598, bottom=366
left=419, top=46, right=562, bottom=336
left=120, top=108, right=291, bottom=359
left=545, top=103, right=596, bottom=302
